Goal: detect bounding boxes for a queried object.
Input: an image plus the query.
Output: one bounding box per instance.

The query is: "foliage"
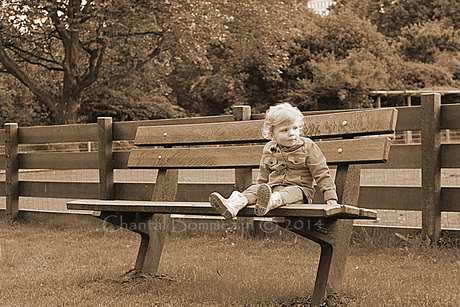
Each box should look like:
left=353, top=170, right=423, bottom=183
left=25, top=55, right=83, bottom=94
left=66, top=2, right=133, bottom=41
left=330, top=0, right=459, bottom=38
left=0, top=0, right=221, bottom=124
left=281, top=10, right=394, bottom=110
left=285, top=52, right=389, bottom=110
left=167, top=0, right=315, bottom=116
left=0, top=74, right=51, bottom=126
left=1, top=0, right=459, bottom=126
left=398, top=20, right=460, bottom=63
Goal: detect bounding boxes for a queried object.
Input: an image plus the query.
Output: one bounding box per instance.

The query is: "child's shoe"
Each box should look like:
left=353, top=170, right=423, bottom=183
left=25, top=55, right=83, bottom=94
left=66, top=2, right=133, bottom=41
left=209, top=191, right=248, bottom=219
left=254, top=183, right=285, bottom=216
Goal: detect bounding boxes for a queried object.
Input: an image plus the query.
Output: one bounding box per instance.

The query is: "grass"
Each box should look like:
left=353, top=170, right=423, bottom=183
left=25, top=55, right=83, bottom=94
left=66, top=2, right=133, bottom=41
left=1, top=218, right=459, bottom=307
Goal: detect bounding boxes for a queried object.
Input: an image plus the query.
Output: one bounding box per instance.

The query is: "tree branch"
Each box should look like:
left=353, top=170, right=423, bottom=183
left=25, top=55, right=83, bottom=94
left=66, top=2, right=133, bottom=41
left=0, top=39, right=58, bottom=114
left=6, top=45, right=62, bottom=71
left=108, top=35, right=164, bottom=84
left=77, top=42, right=106, bottom=91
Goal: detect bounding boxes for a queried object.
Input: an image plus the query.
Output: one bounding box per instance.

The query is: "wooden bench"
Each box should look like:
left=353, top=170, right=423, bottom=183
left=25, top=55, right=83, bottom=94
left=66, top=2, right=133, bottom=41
left=67, top=106, right=397, bottom=306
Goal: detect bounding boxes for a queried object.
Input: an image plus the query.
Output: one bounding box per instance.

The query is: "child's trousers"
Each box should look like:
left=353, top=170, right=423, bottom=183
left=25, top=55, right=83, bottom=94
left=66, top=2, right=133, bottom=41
left=242, top=184, right=309, bottom=205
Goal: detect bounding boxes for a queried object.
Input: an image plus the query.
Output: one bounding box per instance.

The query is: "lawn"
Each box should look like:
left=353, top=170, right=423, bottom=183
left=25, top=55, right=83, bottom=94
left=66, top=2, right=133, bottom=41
left=1, top=218, right=459, bottom=306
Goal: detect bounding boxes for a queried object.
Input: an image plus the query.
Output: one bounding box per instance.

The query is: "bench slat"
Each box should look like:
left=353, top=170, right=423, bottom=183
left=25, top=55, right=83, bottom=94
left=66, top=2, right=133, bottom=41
left=128, top=137, right=391, bottom=168
left=67, top=200, right=377, bottom=219
left=304, top=108, right=397, bottom=139
left=134, top=108, right=397, bottom=145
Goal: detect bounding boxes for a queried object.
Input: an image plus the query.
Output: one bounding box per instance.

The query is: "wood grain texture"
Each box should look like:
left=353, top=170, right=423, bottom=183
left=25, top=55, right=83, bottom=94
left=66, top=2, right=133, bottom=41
left=133, top=108, right=398, bottom=146
left=441, top=103, right=460, bottom=129
left=18, top=123, right=98, bottom=144
left=421, top=93, right=442, bottom=242
left=113, top=115, right=235, bottom=141
left=98, top=117, right=114, bottom=200
left=134, top=120, right=264, bottom=145
left=0, top=154, right=5, bottom=169
left=19, top=152, right=98, bottom=169
left=5, top=123, right=19, bottom=222
left=394, top=106, right=421, bottom=131
left=19, top=181, right=99, bottom=198
left=128, top=137, right=391, bottom=168
left=303, top=108, right=397, bottom=138
left=66, top=200, right=376, bottom=219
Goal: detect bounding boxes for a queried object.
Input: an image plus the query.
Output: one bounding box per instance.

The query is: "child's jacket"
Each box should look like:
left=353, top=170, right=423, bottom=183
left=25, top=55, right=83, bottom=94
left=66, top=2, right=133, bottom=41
left=257, top=137, right=338, bottom=202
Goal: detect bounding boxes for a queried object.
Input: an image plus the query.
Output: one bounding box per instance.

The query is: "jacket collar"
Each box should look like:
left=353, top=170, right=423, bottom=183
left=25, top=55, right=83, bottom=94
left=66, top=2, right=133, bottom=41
left=269, top=139, right=305, bottom=153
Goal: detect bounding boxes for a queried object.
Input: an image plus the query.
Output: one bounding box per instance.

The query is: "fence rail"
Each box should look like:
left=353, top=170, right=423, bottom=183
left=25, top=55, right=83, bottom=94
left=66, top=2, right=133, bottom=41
left=1, top=93, right=459, bottom=242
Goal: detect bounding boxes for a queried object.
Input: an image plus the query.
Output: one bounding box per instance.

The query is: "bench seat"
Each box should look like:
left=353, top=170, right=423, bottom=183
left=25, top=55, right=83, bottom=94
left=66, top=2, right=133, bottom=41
left=68, top=199, right=377, bottom=219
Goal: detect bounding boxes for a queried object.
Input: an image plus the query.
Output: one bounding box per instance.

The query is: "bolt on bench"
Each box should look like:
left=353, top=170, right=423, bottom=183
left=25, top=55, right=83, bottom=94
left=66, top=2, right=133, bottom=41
left=68, top=106, right=397, bottom=306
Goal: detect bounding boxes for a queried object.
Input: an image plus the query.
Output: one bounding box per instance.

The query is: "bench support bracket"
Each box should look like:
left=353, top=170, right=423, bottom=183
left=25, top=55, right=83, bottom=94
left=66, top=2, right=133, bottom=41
left=95, top=211, right=171, bottom=274
left=278, top=217, right=353, bottom=307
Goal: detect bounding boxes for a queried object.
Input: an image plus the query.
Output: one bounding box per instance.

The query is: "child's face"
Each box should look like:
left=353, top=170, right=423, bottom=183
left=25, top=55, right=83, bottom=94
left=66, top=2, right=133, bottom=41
left=272, top=120, right=301, bottom=147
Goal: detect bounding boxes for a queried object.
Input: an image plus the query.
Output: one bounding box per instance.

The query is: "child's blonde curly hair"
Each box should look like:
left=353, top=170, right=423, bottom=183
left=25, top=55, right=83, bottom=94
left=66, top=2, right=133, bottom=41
left=262, top=103, right=305, bottom=139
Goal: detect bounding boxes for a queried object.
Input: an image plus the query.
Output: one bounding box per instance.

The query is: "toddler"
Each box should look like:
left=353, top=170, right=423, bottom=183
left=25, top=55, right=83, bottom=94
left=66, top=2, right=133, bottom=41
left=209, top=102, right=338, bottom=219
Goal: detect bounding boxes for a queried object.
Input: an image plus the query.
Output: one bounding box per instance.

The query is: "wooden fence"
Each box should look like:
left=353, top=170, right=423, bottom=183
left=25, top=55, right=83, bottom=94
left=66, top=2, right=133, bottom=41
left=1, top=93, right=459, bottom=242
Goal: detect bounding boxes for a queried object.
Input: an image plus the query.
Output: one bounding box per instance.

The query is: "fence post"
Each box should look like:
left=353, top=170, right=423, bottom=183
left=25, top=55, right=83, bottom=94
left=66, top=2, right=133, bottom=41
left=233, top=106, right=254, bottom=234
left=98, top=117, right=114, bottom=200
left=421, top=93, right=442, bottom=243
left=233, top=105, right=253, bottom=191
left=5, top=123, right=19, bottom=223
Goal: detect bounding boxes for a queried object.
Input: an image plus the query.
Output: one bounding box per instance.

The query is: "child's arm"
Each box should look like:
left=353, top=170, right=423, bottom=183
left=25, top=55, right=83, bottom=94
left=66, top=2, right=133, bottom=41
left=256, top=157, right=270, bottom=184
left=305, top=140, right=338, bottom=203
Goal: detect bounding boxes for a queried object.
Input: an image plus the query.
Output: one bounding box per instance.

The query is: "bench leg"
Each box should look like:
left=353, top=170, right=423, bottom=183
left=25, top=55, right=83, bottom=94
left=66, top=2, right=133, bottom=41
left=278, top=217, right=353, bottom=307
left=311, top=243, right=333, bottom=306
left=95, top=211, right=171, bottom=275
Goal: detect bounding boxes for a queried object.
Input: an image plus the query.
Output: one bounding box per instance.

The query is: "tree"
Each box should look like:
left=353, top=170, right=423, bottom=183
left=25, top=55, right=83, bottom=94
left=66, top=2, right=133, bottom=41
left=167, top=0, right=317, bottom=116
left=0, top=74, right=51, bottom=126
left=331, top=0, right=459, bottom=38
left=0, top=0, right=231, bottom=124
left=398, top=20, right=460, bottom=63
left=281, top=9, right=395, bottom=109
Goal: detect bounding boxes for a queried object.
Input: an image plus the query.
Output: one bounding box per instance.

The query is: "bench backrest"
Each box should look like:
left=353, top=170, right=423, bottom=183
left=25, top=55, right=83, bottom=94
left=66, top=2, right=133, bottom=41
left=128, top=108, right=397, bottom=168
left=127, top=107, right=397, bottom=205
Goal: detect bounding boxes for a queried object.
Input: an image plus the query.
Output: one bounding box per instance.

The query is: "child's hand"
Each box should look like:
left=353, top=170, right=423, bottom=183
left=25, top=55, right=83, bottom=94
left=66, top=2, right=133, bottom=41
left=326, top=200, right=338, bottom=206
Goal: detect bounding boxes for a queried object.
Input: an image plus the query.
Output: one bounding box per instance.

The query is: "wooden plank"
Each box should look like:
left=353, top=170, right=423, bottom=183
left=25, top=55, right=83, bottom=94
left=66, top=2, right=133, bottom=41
left=134, top=120, right=264, bottom=145
left=441, top=103, right=460, bottom=129
left=0, top=154, right=5, bottom=169
left=18, top=123, right=98, bottom=144
left=441, top=187, right=460, bottom=212
left=19, top=152, right=98, bottom=169
left=133, top=109, right=398, bottom=146
left=233, top=106, right=254, bottom=199
left=19, top=181, right=99, bottom=198
left=421, top=93, right=442, bottom=242
left=358, top=186, right=421, bottom=210
left=14, top=182, right=234, bottom=202
left=391, top=104, right=460, bottom=132
left=114, top=151, right=130, bottom=169
left=115, top=183, right=155, bottom=200
left=0, top=129, right=5, bottom=143
left=0, top=181, right=6, bottom=196
left=394, top=106, right=421, bottom=132
left=5, top=123, right=19, bottom=222
left=363, top=143, right=460, bottom=169
left=359, top=186, right=460, bottom=213
left=362, top=144, right=421, bottom=169
left=303, top=108, right=397, bottom=138
left=66, top=199, right=373, bottom=219
left=441, top=144, right=460, bottom=168
left=113, top=115, right=235, bottom=141
left=98, top=117, right=114, bottom=200
left=128, top=137, right=392, bottom=168
left=104, top=183, right=235, bottom=202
